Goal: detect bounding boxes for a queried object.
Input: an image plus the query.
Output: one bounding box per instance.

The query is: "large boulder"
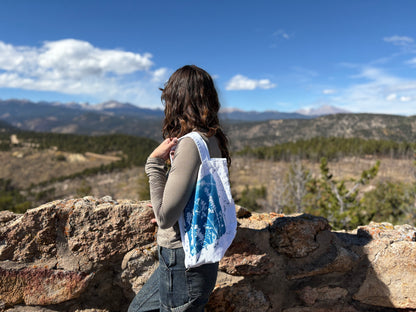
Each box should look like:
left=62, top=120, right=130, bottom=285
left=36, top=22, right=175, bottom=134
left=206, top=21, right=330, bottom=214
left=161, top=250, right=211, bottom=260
left=0, top=197, right=157, bottom=311
left=0, top=198, right=415, bottom=311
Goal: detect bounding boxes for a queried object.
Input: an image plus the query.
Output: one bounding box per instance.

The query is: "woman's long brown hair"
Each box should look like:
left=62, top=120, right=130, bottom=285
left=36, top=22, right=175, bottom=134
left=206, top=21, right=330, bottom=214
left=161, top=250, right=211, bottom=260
left=161, top=65, right=231, bottom=167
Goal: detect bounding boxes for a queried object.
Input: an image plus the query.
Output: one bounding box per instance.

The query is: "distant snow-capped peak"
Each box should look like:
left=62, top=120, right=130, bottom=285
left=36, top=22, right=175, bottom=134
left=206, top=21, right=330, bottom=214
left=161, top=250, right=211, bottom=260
left=296, top=105, right=350, bottom=116
left=89, top=101, right=134, bottom=110
left=220, top=107, right=244, bottom=113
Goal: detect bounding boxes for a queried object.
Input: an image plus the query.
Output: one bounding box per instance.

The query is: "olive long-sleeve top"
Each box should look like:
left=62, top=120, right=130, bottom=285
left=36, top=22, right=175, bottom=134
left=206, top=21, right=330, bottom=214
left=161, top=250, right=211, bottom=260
left=145, top=133, right=222, bottom=248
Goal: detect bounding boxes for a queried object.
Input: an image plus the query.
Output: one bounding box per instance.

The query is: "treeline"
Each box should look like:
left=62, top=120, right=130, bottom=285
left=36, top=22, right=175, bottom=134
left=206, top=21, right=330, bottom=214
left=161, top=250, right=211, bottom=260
left=237, top=137, right=416, bottom=161
left=0, top=178, right=32, bottom=213
left=0, top=130, right=11, bottom=151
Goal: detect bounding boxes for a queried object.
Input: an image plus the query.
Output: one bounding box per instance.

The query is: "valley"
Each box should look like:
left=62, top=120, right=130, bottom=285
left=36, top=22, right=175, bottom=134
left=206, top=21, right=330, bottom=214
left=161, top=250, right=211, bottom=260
left=2, top=143, right=414, bottom=214
left=1, top=101, right=416, bottom=229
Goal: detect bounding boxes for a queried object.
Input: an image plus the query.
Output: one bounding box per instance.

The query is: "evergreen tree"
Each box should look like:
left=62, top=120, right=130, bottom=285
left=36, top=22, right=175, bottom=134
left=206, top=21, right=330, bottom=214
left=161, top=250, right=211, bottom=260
left=304, top=158, right=380, bottom=230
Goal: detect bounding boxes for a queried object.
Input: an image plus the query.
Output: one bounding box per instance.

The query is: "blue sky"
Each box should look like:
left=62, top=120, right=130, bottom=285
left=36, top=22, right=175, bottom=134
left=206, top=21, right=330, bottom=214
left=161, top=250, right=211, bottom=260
left=1, top=0, right=416, bottom=115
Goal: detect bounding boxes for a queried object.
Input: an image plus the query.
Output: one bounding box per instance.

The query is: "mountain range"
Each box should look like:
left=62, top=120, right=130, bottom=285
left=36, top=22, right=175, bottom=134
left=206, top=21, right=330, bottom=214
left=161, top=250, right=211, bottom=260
left=0, top=99, right=347, bottom=122
left=0, top=99, right=165, bottom=140
left=1, top=99, right=415, bottom=150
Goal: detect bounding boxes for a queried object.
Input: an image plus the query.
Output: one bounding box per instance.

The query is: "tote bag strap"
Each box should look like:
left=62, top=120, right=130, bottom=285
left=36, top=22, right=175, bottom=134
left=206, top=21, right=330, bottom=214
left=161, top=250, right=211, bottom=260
left=180, top=132, right=210, bottom=162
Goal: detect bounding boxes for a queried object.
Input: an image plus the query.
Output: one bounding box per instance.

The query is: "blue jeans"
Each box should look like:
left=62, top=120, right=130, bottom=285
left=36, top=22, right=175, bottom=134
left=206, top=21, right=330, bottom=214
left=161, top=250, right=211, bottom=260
left=128, top=246, right=218, bottom=312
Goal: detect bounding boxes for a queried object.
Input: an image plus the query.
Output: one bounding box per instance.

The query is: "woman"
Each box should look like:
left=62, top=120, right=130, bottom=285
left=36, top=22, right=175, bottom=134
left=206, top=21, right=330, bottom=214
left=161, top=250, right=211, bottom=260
left=128, top=65, right=231, bottom=312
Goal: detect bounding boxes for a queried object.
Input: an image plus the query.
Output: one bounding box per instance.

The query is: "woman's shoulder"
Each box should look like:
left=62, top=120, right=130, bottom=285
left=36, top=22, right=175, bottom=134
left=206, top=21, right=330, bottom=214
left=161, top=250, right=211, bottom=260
left=176, top=135, right=199, bottom=155
left=178, top=131, right=208, bottom=147
left=177, top=131, right=220, bottom=158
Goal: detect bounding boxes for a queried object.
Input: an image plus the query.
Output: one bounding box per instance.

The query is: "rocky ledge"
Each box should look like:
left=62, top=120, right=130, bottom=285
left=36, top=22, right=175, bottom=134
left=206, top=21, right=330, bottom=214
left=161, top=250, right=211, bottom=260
left=0, top=197, right=415, bottom=312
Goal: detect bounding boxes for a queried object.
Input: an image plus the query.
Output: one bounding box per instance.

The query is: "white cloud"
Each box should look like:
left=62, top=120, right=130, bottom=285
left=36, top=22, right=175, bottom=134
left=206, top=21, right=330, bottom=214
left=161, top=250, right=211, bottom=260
left=0, top=39, right=166, bottom=107
left=151, top=67, right=169, bottom=83
left=329, top=67, right=416, bottom=115
left=400, top=96, right=412, bottom=102
left=383, top=35, right=414, bottom=46
left=225, top=74, right=276, bottom=91
left=407, top=57, right=416, bottom=66
left=386, top=93, right=397, bottom=101
left=322, top=89, right=336, bottom=94
left=273, top=29, right=291, bottom=40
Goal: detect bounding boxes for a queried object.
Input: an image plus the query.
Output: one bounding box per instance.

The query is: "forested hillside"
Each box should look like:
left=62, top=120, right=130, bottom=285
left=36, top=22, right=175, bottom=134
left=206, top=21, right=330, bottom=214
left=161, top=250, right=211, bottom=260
left=237, top=137, right=416, bottom=161
left=226, top=113, right=416, bottom=149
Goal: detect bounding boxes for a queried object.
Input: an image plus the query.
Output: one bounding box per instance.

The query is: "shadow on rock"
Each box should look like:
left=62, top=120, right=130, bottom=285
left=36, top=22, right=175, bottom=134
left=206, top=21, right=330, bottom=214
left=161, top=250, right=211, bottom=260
left=208, top=210, right=415, bottom=311
left=1, top=200, right=415, bottom=311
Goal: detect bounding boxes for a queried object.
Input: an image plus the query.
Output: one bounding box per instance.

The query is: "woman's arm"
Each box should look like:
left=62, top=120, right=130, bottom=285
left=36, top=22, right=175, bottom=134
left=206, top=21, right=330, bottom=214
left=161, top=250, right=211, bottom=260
left=145, top=137, right=200, bottom=229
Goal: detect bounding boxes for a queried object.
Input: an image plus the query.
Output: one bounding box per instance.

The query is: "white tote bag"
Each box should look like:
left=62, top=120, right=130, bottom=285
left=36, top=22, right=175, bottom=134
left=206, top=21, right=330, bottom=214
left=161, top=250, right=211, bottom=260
left=177, top=132, right=237, bottom=269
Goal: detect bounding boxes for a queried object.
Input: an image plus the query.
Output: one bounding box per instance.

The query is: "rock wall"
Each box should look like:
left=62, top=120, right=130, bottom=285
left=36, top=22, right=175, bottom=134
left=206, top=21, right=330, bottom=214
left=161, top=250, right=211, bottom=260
left=0, top=197, right=415, bottom=312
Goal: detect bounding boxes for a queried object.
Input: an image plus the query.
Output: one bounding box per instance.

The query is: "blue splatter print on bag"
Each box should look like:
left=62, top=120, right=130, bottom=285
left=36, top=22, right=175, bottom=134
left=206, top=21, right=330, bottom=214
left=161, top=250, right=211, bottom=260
left=183, top=174, right=226, bottom=256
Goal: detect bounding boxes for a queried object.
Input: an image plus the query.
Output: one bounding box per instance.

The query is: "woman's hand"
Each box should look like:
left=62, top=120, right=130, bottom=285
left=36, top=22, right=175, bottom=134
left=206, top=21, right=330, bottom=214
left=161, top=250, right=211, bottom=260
left=149, top=137, right=178, bottom=161
left=147, top=203, right=157, bottom=224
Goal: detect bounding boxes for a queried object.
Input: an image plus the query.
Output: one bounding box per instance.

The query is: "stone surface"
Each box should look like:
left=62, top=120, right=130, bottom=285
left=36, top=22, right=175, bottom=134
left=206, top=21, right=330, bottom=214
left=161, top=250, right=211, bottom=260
left=287, top=245, right=359, bottom=280
left=235, top=205, right=252, bottom=218
left=0, top=267, right=93, bottom=306
left=297, top=286, right=349, bottom=306
left=0, top=197, right=157, bottom=311
left=353, top=239, right=416, bottom=308
left=120, top=243, right=158, bottom=296
left=357, top=221, right=416, bottom=242
left=0, top=197, right=415, bottom=312
left=206, top=282, right=272, bottom=312
left=351, top=222, right=416, bottom=309
left=283, top=306, right=358, bottom=312
left=219, top=240, right=273, bottom=276
left=269, top=214, right=331, bottom=258
left=0, top=211, right=17, bottom=224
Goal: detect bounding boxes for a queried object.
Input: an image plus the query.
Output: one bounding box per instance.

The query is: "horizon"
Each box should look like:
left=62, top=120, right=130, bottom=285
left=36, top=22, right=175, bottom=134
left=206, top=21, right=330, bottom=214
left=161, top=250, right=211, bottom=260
left=4, top=97, right=415, bottom=117
left=1, top=1, right=416, bottom=115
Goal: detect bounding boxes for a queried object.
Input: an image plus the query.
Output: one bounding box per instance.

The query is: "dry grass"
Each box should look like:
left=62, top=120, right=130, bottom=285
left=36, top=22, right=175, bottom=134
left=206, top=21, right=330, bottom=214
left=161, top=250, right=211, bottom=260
left=27, top=166, right=146, bottom=202
left=230, top=155, right=416, bottom=206
left=2, top=146, right=415, bottom=209
left=231, top=156, right=415, bottom=184
left=0, top=147, right=119, bottom=188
